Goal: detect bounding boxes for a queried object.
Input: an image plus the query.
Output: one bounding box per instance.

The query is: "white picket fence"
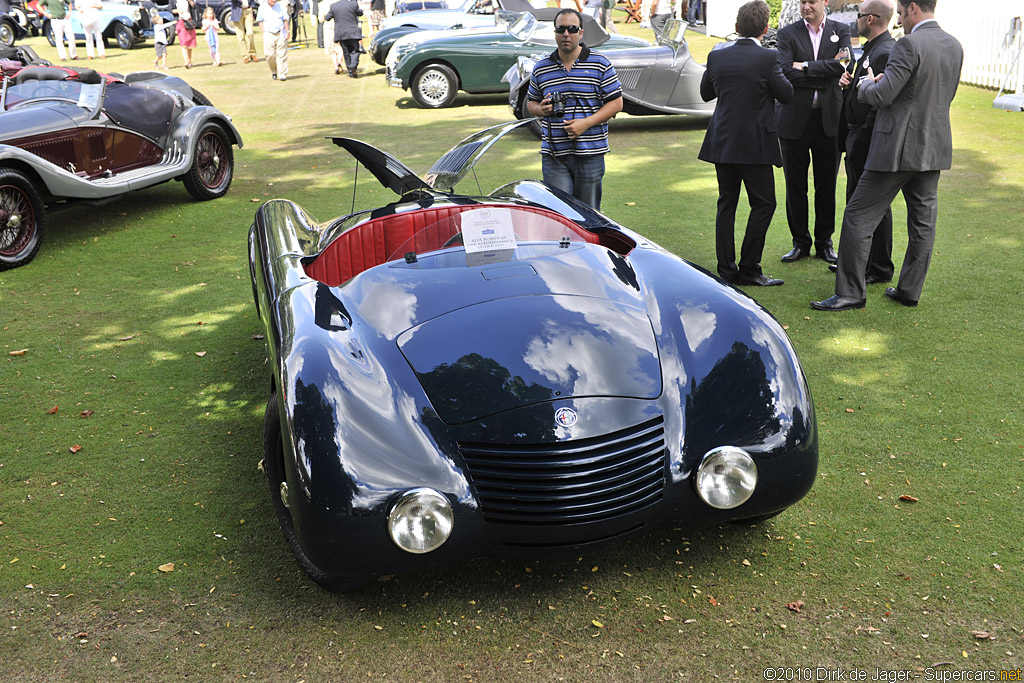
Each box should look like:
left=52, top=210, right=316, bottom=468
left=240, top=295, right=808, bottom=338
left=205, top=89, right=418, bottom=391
left=943, top=14, right=1024, bottom=93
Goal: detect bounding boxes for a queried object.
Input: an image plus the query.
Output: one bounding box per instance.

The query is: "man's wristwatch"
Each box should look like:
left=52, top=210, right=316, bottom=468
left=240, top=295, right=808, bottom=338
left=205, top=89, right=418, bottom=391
left=801, top=61, right=809, bottom=70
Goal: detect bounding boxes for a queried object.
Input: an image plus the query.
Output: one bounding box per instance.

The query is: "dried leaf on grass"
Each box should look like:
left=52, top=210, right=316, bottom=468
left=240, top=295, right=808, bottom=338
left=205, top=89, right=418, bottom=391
left=69, top=445, right=83, bottom=453
left=158, top=563, right=175, bottom=573
left=971, top=630, right=991, bottom=639
left=47, top=406, right=59, bottom=415
left=785, top=600, right=804, bottom=613
left=9, top=349, right=28, bottom=356
left=899, top=494, right=919, bottom=502
left=80, top=410, right=94, bottom=418
left=195, top=351, right=207, bottom=357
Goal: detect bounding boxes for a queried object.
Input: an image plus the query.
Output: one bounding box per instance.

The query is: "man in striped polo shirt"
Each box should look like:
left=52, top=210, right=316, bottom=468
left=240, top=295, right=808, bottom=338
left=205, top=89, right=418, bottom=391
left=526, top=9, right=623, bottom=211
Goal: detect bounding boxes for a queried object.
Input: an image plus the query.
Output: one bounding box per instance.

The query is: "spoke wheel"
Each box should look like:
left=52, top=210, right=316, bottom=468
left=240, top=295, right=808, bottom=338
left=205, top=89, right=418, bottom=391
left=114, top=23, right=134, bottom=50
left=0, top=21, right=15, bottom=47
left=0, top=169, right=45, bottom=271
left=411, top=63, right=458, bottom=109
left=183, top=123, right=234, bottom=200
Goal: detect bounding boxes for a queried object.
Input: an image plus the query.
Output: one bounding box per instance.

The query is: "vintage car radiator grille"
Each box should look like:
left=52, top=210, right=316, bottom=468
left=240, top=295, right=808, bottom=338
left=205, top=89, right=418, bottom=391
left=458, top=416, right=666, bottom=525
left=617, top=67, right=643, bottom=91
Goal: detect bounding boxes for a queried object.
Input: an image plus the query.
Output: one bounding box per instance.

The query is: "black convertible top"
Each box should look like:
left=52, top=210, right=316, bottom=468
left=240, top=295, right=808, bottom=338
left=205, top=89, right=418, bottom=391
left=103, top=82, right=177, bottom=141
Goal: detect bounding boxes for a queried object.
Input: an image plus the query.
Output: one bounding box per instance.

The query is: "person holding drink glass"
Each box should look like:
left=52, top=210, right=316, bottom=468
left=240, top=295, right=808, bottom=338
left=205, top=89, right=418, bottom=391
left=774, top=0, right=851, bottom=265
left=831, top=0, right=896, bottom=285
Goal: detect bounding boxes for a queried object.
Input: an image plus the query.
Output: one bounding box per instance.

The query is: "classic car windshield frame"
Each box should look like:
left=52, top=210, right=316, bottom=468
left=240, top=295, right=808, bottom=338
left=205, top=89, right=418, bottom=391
left=1, top=78, right=105, bottom=116
left=507, top=11, right=537, bottom=41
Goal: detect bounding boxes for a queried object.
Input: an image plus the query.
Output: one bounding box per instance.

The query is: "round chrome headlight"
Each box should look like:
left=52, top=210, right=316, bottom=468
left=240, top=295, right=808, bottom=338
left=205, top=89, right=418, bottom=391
left=695, top=446, right=757, bottom=509
left=387, top=488, right=453, bottom=554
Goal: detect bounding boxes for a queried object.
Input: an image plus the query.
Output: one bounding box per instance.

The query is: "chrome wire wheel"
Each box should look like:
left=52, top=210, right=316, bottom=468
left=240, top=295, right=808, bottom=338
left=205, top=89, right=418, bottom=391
left=0, top=169, right=44, bottom=271
left=183, top=123, right=234, bottom=201
left=197, top=131, right=228, bottom=190
left=411, top=63, right=458, bottom=108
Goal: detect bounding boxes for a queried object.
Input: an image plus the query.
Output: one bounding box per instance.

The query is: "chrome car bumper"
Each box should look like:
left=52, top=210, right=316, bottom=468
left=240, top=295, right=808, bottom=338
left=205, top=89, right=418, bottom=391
left=385, top=66, right=403, bottom=89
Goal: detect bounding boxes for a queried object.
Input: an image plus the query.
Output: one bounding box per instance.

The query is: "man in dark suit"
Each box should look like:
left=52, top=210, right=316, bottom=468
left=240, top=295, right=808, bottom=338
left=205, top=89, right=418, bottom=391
left=775, top=0, right=850, bottom=265
left=324, top=0, right=363, bottom=78
left=812, top=0, right=963, bottom=311
left=698, top=0, right=794, bottom=286
left=830, top=0, right=896, bottom=284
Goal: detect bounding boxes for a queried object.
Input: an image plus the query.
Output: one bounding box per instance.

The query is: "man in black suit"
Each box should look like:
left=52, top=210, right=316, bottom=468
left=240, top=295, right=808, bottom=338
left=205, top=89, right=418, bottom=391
left=830, top=0, right=896, bottom=284
left=698, top=0, right=794, bottom=286
left=324, top=0, right=363, bottom=78
left=812, top=0, right=963, bottom=311
left=775, top=0, right=850, bottom=265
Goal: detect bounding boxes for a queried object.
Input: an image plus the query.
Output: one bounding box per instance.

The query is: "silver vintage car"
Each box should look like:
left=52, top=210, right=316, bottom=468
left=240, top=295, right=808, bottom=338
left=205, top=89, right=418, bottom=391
left=505, top=18, right=714, bottom=136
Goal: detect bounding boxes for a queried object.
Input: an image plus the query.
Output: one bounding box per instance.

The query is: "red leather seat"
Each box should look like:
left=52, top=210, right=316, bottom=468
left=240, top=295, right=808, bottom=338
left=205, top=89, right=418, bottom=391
left=305, top=204, right=599, bottom=287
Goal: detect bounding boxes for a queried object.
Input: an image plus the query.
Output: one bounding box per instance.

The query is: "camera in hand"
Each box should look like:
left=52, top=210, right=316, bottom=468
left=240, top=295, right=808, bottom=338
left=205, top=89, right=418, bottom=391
left=549, top=91, right=566, bottom=117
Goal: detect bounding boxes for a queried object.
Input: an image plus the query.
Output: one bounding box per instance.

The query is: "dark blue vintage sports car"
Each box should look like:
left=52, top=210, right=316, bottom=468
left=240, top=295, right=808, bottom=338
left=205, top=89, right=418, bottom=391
left=248, top=121, right=818, bottom=591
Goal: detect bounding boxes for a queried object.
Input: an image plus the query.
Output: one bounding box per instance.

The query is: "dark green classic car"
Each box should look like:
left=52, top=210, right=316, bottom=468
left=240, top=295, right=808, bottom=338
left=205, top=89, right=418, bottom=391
left=386, top=9, right=651, bottom=109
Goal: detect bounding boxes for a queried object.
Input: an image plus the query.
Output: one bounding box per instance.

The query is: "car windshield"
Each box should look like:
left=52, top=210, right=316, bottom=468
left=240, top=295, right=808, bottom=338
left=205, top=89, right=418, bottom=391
left=507, top=11, right=537, bottom=41
left=2, top=78, right=102, bottom=112
left=386, top=206, right=591, bottom=265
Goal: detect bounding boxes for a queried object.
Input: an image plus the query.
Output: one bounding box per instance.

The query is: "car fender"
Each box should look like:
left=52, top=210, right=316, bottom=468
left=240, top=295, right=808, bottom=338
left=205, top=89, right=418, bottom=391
left=167, top=105, right=243, bottom=152
left=251, top=200, right=473, bottom=560
left=628, top=246, right=817, bottom=505
left=102, top=15, right=138, bottom=33
left=503, top=54, right=537, bottom=117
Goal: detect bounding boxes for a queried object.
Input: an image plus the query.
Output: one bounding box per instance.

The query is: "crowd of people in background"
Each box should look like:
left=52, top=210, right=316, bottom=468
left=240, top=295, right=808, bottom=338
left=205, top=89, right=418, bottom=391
left=36, top=0, right=963, bottom=308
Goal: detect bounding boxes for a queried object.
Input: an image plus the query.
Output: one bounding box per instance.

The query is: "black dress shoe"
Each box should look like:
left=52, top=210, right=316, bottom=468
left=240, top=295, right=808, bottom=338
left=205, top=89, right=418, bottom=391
left=781, top=247, right=810, bottom=263
left=865, top=274, right=892, bottom=285
left=884, top=287, right=918, bottom=306
left=828, top=263, right=837, bottom=273
left=810, top=295, right=866, bottom=311
left=735, top=273, right=784, bottom=286
left=817, top=246, right=838, bottom=263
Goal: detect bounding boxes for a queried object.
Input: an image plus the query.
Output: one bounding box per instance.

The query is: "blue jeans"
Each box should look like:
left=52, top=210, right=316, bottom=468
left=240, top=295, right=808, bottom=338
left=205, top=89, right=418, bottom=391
left=542, top=154, right=605, bottom=211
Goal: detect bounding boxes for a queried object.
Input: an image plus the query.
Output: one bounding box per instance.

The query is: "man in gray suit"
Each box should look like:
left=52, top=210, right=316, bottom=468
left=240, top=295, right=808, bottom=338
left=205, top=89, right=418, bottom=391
left=811, top=0, right=963, bottom=311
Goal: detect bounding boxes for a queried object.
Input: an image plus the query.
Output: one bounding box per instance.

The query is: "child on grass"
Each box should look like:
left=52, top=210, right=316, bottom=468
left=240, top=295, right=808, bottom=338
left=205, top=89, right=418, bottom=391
left=201, top=7, right=221, bottom=66
left=153, top=13, right=169, bottom=69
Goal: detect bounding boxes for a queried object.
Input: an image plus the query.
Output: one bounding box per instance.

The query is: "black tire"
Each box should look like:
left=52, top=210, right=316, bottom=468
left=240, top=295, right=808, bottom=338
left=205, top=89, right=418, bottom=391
left=515, top=88, right=542, bottom=139
left=182, top=122, right=234, bottom=201
left=190, top=87, right=213, bottom=107
left=411, top=62, right=458, bottom=109
left=0, top=169, right=45, bottom=271
left=0, top=21, right=15, bottom=47
left=113, top=22, right=134, bottom=50
left=263, top=392, right=371, bottom=592
left=44, top=20, right=56, bottom=47
left=219, top=8, right=236, bottom=35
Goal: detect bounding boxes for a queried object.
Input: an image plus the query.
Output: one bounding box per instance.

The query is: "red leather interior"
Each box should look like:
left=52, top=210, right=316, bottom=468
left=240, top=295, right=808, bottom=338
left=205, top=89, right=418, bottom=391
left=304, top=204, right=602, bottom=286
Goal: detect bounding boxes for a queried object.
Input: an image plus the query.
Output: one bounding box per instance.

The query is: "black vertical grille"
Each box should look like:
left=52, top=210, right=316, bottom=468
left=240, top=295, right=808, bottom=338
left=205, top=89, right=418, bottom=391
left=458, top=416, right=666, bottom=525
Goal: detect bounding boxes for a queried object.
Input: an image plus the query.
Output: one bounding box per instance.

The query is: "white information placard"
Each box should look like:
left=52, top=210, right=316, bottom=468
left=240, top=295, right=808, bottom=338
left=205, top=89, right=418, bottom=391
left=461, top=208, right=516, bottom=254
left=77, top=83, right=103, bottom=111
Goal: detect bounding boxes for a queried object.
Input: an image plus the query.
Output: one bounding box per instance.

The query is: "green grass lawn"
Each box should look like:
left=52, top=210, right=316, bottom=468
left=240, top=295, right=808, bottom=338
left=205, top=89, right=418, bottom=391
left=1, top=22, right=1022, bottom=681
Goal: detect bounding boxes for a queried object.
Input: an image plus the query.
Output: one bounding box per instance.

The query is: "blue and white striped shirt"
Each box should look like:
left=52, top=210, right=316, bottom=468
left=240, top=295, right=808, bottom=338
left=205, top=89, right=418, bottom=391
left=527, top=45, right=622, bottom=157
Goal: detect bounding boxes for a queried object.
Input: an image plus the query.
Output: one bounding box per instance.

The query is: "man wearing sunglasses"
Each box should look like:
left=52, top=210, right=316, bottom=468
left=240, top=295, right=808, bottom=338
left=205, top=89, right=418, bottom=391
left=812, top=0, right=963, bottom=311
left=831, top=0, right=896, bottom=286
left=526, top=9, right=623, bottom=210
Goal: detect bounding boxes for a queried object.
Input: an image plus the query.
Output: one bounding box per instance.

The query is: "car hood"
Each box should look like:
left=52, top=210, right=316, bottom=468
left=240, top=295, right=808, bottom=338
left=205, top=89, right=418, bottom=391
left=397, top=294, right=662, bottom=424
left=331, top=118, right=535, bottom=196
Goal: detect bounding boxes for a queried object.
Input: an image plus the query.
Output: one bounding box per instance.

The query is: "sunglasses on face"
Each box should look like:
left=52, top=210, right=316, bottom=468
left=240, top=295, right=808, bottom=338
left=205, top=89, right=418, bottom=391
left=554, top=24, right=581, bottom=34
left=856, top=12, right=880, bottom=18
